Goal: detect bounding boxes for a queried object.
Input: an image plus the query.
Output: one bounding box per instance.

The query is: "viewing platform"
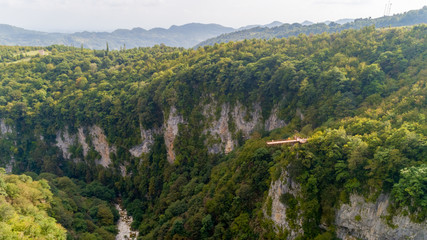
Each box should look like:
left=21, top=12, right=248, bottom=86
left=267, top=137, right=307, bottom=145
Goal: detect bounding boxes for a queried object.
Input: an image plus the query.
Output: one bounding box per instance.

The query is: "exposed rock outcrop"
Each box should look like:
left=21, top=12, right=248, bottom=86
left=55, top=127, right=75, bottom=160
left=266, top=176, right=426, bottom=240
left=119, top=165, right=127, bottom=177
left=164, top=107, right=184, bottom=163
left=296, top=108, right=304, bottom=121
left=203, top=103, right=234, bottom=154
left=53, top=103, right=286, bottom=164
left=78, top=127, right=89, bottom=157
left=1, top=120, right=15, bottom=172
left=129, top=126, right=161, bottom=158
left=265, top=171, right=303, bottom=239
left=336, top=194, right=426, bottom=240
left=5, top=156, right=15, bottom=174
left=55, top=125, right=115, bottom=168
left=203, top=102, right=287, bottom=154
left=265, top=107, right=287, bottom=131
left=89, top=125, right=114, bottom=168
left=232, top=102, right=262, bottom=138
left=0, top=119, right=12, bottom=136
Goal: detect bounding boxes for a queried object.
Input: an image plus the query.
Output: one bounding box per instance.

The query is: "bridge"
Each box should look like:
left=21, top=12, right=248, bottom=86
left=266, top=136, right=307, bottom=145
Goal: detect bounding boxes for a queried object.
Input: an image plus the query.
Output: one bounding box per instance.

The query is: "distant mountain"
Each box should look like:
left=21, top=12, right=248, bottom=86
left=301, top=20, right=314, bottom=26
left=196, top=7, right=427, bottom=47
left=301, top=19, right=354, bottom=26
left=0, top=23, right=235, bottom=49
left=335, top=18, right=354, bottom=25
left=264, top=21, right=284, bottom=28
left=238, top=21, right=284, bottom=30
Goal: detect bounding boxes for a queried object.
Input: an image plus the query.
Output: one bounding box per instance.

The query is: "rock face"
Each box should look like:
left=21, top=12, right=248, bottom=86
left=0, top=119, right=12, bottom=136
left=296, top=108, right=304, bottom=121
left=0, top=119, right=14, bottom=172
left=203, top=103, right=234, bottom=154
left=232, top=102, right=262, bottom=138
left=129, top=126, right=161, bottom=158
left=78, top=127, right=89, bottom=157
left=55, top=125, right=115, bottom=167
left=164, top=107, right=184, bottom=163
left=203, top=102, right=287, bottom=154
left=265, top=107, right=287, bottom=131
left=336, top=194, right=426, bottom=240
left=53, top=103, right=287, bottom=165
left=265, top=175, right=426, bottom=240
left=265, top=171, right=303, bottom=239
left=89, top=125, right=114, bottom=168
left=56, top=128, right=75, bottom=160
left=5, top=156, right=15, bottom=174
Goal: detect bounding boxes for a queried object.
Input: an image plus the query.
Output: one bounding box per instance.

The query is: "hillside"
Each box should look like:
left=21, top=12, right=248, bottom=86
left=0, top=169, right=66, bottom=239
left=0, top=25, right=426, bottom=239
left=197, top=6, right=427, bottom=47
left=0, top=23, right=235, bottom=49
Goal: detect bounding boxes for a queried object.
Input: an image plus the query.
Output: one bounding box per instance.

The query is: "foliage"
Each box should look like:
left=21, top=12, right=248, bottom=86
left=40, top=174, right=119, bottom=240
left=391, top=164, right=427, bottom=222
left=0, top=24, right=425, bottom=239
left=0, top=168, right=66, bottom=239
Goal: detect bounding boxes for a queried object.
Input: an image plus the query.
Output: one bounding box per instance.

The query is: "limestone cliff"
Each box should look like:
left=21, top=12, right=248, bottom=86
left=0, top=119, right=12, bottom=136
left=232, top=102, right=262, bottom=138
left=203, top=102, right=286, bottom=154
left=203, top=103, right=234, bottom=154
left=265, top=174, right=426, bottom=240
left=55, top=127, right=75, bottom=160
left=265, top=171, right=303, bottom=239
left=89, top=125, right=115, bottom=168
left=51, top=102, right=287, bottom=165
left=265, top=107, right=287, bottom=131
left=55, top=125, right=115, bottom=167
left=336, top=194, right=426, bottom=240
left=0, top=119, right=14, bottom=172
left=129, top=126, right=162, bottom=158
left=77, top=127, right=89, bottom=157
left=164, top=106, right=184, bottom=163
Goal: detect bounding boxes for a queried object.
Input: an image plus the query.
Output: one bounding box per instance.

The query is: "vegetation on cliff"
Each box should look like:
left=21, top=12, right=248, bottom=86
left=0, top=24, right=425, bottom=239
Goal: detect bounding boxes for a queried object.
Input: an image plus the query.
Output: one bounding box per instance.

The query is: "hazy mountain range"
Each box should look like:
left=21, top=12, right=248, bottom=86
left=197, top=7, right=427, bottom=47
left=0, top=23, right=235, bottom=49
left=0, top=19, right=356, bottom=50
left=0, top=6, right=425, bottom=49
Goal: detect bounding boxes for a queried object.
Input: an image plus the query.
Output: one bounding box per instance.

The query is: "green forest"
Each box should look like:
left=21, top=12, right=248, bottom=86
left=0, top=24, right=426, bottom=239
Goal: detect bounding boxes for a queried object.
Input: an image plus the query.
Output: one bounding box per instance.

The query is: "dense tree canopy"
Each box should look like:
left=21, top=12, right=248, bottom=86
left=0, top=168, right=66, bottom=239
left=0, top=24, right=426, bottom=239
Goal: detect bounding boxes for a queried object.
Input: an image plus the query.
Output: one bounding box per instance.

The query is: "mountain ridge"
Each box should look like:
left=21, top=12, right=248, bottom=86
left=0, top=23, right=235, bottom=49
left=0, top=24, right=425, bottom=239
left=196, top=6, right=427, bottom=47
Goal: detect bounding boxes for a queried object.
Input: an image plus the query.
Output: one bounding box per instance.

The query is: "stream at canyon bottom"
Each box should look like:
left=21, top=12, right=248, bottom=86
left=115, top=203, right=138, bottom=240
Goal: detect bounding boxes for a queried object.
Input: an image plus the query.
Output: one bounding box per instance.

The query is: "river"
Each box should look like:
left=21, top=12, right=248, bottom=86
left=115, top=203, right=138, bottom=240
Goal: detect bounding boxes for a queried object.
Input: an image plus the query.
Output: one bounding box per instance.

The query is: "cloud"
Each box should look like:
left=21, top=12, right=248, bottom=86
left=88, top=0, right=164, bottom=7
left=0, top=0, right=163, bottom=8
left=314, top=0, right=369, bottom=5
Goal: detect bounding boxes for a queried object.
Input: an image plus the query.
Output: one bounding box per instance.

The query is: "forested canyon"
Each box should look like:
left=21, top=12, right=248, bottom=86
left=0, top=24, right=426, bottom=239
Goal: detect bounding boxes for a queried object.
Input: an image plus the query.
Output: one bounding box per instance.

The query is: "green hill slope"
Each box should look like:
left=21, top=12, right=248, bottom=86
left=0, top=25, right=426, bottom=239
left=0, top=169, right=66, bottom=239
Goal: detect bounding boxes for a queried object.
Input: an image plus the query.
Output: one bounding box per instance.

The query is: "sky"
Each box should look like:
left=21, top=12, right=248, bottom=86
left=0, top=0, right=425, bottom=33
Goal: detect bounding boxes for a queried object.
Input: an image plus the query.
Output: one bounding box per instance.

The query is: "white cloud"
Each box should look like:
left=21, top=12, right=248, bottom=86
left=314, top=0, right=369, bottom=5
